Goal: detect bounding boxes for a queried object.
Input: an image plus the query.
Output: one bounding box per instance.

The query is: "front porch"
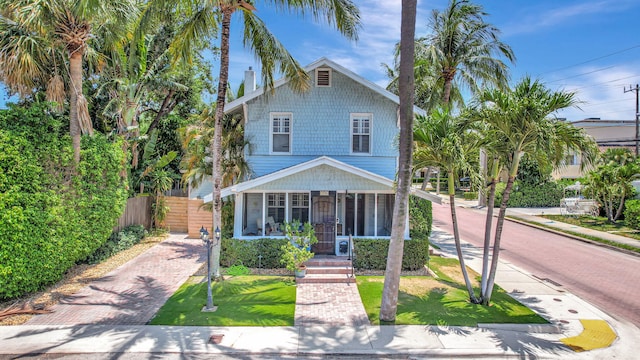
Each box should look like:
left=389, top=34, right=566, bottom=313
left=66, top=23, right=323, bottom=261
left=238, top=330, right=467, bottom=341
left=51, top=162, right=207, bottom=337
left=235, top=190, right=400, bottom=255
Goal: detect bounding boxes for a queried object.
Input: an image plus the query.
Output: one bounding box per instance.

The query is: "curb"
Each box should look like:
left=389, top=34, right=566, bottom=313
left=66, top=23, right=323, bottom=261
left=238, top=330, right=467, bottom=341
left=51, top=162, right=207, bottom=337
left=478, top=323, right=563, bottom=334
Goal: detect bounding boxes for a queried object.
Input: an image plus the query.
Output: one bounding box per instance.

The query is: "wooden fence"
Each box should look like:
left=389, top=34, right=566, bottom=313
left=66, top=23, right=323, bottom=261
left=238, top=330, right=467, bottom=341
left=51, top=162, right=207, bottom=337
left=162, top=196, right=213, bottom=238
left=113, top=196, right=153, bottom=232
left=113, top=195, right=212, bottom=238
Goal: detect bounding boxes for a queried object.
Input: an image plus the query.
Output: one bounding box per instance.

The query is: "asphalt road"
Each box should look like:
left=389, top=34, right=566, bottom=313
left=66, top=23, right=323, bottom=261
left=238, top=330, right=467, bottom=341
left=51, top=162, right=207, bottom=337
left=432, top=203, right=640, bottom=328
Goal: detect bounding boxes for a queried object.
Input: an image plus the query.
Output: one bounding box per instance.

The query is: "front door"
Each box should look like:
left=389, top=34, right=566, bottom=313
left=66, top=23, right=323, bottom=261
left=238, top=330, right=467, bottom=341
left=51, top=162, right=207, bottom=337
left=311, top=192, right=336, bottom=255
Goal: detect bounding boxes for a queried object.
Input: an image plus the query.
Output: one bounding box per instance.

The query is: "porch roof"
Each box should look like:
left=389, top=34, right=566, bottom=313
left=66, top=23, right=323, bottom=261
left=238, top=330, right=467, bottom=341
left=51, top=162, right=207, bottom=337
left=204, top=156, right=441, bottom=204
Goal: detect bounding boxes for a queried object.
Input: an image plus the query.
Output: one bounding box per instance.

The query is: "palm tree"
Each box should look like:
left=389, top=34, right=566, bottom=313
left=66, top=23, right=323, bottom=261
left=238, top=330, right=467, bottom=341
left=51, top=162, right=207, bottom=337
left=413, top=108, right=480, bottom=303
left=473, top=77, right=598, bottom=305
left=0, top=0, right=139, bottom=164
left=167, top=0, right=360, bottom=280
left=379, top=0, right=418, bottom=322
left=418, top=0, right=514, bottom=106
left=584, top=148, right=639, bottom=223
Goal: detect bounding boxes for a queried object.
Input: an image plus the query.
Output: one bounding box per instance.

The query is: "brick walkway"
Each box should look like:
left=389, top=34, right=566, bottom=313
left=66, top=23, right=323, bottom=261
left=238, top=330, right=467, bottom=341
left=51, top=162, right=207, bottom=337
left=295, top=283, right=370, bottom=326
left=27, top=234, right=204, bottom=325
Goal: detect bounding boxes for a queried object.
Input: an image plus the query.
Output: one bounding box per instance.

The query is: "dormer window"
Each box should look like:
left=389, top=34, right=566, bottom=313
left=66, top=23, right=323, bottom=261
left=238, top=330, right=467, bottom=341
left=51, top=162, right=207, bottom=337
left=315, top=68, right=331, bottom=87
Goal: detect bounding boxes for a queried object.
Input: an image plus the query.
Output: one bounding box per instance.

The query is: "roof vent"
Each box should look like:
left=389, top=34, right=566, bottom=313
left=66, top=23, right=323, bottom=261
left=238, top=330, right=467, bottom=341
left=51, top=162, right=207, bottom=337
left=316, top=68, right=331, bottom=87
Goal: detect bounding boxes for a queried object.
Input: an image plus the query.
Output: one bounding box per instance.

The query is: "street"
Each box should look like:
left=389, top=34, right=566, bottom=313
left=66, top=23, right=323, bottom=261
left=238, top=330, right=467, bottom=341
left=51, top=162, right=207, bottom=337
left=432, top=203, right=640, bottom=328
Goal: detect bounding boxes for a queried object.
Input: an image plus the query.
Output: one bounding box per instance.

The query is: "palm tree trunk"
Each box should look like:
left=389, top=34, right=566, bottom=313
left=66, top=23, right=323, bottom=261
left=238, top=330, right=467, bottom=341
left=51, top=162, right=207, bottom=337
left=442, top=75, right=453, bottom=105
left=420, top=167, right=432, bottom=190
left=380, top=0, right=417, bottom=322
left=480, top=178, right=497, bottom=298
left=614, top=193, right=626, bottom=221
left=209, top=7, right=233, bottom=280
left=480, top=158, right=499, bottom=298
left=482, top=175, right=515, bottom=305
left=448, top=172, right=478, bottom=303
left=69, top=50, right=83, bottom=164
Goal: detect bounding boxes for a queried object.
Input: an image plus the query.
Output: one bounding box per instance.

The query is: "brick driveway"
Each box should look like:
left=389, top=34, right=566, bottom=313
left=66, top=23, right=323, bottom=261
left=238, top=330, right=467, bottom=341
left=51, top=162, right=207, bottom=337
left=27, top=234, right=204, bottom=325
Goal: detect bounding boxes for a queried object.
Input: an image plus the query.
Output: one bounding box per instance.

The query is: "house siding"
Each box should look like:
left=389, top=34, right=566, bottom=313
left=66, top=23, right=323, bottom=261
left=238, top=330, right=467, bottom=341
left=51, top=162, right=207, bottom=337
left=248, top=164, right=394, bottom=192
left=244, top=68, right=399, bottom=179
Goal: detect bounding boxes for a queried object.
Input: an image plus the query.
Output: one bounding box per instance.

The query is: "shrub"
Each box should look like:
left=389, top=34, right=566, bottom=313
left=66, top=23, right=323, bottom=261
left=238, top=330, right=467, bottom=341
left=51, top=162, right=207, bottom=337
left=463, top=192, right=478, bottom=200
left=494, top=181, right=564, bottom=208
left=220, top=238, right=289, bottom=268
left=85, top=225, right=146, bottom=264
left=225, top=264, right=250, bottom=276
left=624, top=199, right=640, bottom=230
left=353, top=238, right=429, bottom=271
left=409, top=196, right=432, bottom=239
left=0, top=102, right=127, bottom=300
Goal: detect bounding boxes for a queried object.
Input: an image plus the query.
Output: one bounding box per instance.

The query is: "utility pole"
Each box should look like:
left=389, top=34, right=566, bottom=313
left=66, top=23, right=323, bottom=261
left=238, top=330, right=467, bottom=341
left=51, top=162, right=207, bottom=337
left=624, top=84, right=639, bottom=156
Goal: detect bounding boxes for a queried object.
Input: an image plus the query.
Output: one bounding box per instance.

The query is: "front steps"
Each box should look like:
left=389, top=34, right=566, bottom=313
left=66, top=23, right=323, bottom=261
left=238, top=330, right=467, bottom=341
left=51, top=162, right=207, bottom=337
left=297, top=256, right=355, bottom=284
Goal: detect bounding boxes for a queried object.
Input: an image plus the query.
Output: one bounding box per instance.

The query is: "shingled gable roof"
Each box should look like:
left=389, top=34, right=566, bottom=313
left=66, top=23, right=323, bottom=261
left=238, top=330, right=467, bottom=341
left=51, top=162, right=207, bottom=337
left=207, top=156, right=441, bottom=204
left=224, top=57, right=427, bottom=116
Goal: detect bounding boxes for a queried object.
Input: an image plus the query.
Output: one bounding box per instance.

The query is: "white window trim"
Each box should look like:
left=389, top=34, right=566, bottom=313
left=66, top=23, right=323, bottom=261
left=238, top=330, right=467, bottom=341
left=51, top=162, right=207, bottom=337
left=315, top=67, right=332, bottom=87
left=269, top=112, right=292, bottom=155
left=350, top=113, right=372, bottom=155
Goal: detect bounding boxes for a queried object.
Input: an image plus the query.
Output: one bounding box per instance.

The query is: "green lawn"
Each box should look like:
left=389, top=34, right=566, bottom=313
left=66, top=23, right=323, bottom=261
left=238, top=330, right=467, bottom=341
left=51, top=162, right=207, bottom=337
left=357, top=257, right=547, bottom=326
left=149, top=275, right=296, bottom=326
left=541, top=215, right=640, bottom=241
left=150, top=259, right=546, bottom=327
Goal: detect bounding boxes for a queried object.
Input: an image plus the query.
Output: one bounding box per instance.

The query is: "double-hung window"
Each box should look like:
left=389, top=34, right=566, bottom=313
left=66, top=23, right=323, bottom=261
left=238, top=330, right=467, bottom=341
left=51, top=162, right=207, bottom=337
left=290, top=193, right=310, bottom=223
left=271, top=112, right=291, bottom=154
left=351, top=113, right=371, bottom=154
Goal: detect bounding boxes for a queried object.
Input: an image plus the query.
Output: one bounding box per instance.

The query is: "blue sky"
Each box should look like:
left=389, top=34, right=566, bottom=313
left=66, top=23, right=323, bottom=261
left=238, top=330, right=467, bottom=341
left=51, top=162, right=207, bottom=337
left=3, top=0, right=640, bottom=121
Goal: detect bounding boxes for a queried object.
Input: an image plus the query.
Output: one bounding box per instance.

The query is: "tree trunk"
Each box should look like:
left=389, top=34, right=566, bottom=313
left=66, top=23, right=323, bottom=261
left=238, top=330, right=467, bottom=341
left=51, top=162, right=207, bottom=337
left=69, top=50, right=83, bottom=164
left=210, top=8, right=233, bottom=280
left=449, top=172, right=478, bottom=303
left=614, top=193, right=626, bottom=221
left=480, top=178, right=497, bottom=298
left=420, top=167, right=432, bottom=190
left=482, top=175, right=515, bottom=305
left=146, top=89, right=176, bottom=135
left=379, top=0, right=417, bottom=322
left=480, top=158, right=499, bottom=298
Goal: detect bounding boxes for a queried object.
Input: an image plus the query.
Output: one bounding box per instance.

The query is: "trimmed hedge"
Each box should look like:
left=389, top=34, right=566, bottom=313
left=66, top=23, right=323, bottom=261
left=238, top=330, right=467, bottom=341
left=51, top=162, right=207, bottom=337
left=463, top=192, right=478, bottom=200
left=85, top=225, right=146, bottom=264
left=221, top=238, right=289, bottom=269
left=353, top=238, right=429, bottom=271
left=624, top=199, right=640, bottom=230
left=409, top=196, right=432, bottom=239
left=0, top=103, right=127, bottom=300
left=494, top=181, right=564, bottom=208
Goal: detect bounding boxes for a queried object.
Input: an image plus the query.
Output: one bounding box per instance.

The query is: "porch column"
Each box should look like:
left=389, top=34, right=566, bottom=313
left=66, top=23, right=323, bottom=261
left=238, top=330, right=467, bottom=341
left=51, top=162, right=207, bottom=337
left=234, top=193, right=243, bottom=238
left=404, top=201, right=410, bottom=239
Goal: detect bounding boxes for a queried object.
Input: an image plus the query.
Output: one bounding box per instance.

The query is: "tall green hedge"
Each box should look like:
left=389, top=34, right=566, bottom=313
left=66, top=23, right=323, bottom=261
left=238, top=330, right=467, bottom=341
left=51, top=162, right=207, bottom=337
left=494, top=181, right=564, bottom=208
left=624, top=199, right=640, bottom=230
left=0, top=103, right=127, bottom=299
left=409, top=196, right=432, bottom=238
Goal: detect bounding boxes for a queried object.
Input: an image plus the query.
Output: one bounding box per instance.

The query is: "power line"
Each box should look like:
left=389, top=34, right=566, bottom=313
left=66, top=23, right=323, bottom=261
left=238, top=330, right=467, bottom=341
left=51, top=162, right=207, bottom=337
left=538, top=44, right=640, bottom=76
left=546, top=65, right=616, bottom=84
left=560, top=74, right=640, bottom=91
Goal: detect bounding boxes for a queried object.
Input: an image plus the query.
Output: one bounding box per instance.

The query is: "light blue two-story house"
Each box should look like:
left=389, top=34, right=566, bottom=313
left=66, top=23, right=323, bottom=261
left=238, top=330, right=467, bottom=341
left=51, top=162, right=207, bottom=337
left=203, top=58, right=440, bottom=255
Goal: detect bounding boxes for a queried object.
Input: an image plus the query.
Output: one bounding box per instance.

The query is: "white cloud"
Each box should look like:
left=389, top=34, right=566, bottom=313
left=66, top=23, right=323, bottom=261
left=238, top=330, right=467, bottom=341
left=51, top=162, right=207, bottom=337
left=554, top=63, right=640, bottom=120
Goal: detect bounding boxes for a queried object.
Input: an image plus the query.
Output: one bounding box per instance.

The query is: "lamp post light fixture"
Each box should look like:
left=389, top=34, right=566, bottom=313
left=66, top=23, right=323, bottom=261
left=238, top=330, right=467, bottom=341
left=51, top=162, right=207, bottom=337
left=200, top=226, right=217, bottom=312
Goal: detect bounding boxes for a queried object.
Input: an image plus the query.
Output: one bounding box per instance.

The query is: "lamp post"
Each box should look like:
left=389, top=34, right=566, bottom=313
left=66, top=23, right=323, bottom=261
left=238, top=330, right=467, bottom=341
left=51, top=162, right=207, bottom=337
left=200, top=226, right=217, bottom=312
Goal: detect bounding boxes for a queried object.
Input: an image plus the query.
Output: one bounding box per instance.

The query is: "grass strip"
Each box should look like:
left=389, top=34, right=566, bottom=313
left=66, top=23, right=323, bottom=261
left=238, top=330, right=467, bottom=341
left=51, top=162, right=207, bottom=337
left=149, top=275, right=296, bottom=326
left=357, top=257, right=547, bottom=326
left=509, top=216, right=640, bottom=254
